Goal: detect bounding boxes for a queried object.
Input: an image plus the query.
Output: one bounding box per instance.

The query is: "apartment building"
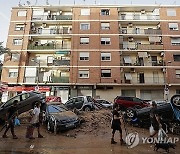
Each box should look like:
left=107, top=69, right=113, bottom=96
left=1, top=5, right=180, bottom=103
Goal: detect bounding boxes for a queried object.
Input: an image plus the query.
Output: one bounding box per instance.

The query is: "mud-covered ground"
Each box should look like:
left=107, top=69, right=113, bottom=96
left=0, top=109, right=179, bottom=154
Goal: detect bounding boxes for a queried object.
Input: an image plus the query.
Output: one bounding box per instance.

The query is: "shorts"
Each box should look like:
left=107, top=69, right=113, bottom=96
left=112, top=127, right=122, bottom=134
left=32, top=122, right=40, bottom=128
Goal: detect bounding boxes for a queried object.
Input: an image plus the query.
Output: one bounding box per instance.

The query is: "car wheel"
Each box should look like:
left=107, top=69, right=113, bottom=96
left=84, top=106, right=91, bottom=112
left=126, top=108, right=135, bottom=118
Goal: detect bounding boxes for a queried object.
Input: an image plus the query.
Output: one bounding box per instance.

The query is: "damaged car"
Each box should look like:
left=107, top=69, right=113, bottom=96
left=45, top=102, right=80, bottom=134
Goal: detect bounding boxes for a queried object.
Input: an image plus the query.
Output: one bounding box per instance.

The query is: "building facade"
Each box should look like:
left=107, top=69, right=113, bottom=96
left=1, top=5, right=180, bottom=103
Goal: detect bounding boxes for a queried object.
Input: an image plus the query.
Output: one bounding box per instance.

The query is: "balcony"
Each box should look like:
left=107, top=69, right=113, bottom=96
left=137, top=44, right=163, bottom=50
left=120, top=28, right=162, bottom=35
left=119, top=14, right=160, bottom=20
left=51, top=76, right=69, bottom=83
left=32, top=15, right=72, bottom=20
left=28, top=43, right=71, bottom=50
left=53, top=60, right=70, bottom=66
left=122, top=77, right=164, bottom=84
left=31, top=28, right=72, bottom=35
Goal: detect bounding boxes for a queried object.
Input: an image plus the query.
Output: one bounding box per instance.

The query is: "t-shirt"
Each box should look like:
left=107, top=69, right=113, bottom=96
left=112, top=109, right=121, bottom=125
left=30, top=107, right=40, bottom=124
left=8, top=106, right=17, bottom=119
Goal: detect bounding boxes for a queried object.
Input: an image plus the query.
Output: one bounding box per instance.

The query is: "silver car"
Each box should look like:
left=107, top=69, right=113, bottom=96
left=64, top=96, right=95, bottom=111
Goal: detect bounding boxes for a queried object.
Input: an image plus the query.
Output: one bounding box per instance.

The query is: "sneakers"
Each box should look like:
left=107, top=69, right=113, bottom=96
left=13, top=135, right=18, bottom=139
left=2, top=134, right=8, bottom=138
left=38, top=134, right=44, bottom=138
left=111, top=138, right=117, bottom=144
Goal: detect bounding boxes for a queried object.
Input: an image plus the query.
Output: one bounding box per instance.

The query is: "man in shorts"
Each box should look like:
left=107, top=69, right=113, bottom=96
left=29, top=102, right=43, bottom=139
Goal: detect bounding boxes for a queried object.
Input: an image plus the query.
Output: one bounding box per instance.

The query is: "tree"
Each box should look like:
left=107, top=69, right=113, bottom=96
left=0, top=42, right=10, bottom=55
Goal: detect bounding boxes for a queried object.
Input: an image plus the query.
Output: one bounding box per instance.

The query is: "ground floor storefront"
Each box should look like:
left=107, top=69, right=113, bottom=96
left=1, top=84, right=180, bottom=103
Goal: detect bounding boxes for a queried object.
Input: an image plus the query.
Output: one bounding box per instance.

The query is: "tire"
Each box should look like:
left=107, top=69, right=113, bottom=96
left=53, top=120, right=57, bottom=135
left=83, top=106, right=91, bottom=112
left=126, top=108, right=135, bottom=118
left=171, top=94, right=180, bottom=108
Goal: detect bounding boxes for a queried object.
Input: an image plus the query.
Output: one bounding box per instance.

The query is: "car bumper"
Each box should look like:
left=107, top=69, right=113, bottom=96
left=57, top=120, right=80, bottom=131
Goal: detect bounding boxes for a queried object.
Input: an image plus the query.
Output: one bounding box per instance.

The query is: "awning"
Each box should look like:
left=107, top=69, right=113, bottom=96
left=138, top=52, right=148, bottom=58
left=7, top=86, right=50, bottom=92
left=123, top=56, right=132, bottom=63
left=56, top=51, right=70, bottom=54
left=125, top=73, right=132, bottom=80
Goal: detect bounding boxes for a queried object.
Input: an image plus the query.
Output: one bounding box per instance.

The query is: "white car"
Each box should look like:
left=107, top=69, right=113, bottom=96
left=95, top=99, right=113, bottom=109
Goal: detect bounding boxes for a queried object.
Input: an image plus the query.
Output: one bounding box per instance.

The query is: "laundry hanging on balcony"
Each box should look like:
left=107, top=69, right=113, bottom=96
left=138, top=52, right=148, bottom=58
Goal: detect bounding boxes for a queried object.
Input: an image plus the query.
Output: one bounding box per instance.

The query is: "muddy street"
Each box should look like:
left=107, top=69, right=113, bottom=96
left=0, top=110, right=179, bottom=154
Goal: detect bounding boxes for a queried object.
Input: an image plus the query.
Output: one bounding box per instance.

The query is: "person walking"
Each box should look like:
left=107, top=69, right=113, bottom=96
left=28, top=102, right=43, bottom=139
left=149, top=101, right=162, bottom=137
left=2, top=100, right=18, bottom=139
left=111, top=103, right=125, bottom=145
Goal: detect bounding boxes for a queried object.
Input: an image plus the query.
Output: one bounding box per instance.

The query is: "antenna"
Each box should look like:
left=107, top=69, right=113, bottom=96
left=94, top=0, right=96, bottom=4
left=18, top=0, right=22, bottom=6
left=46, top=0, right=49, bottom=5
left=59, top=0, right=61, bottom=5
left=173, top=1, right=176, bottom=5
left=74, top=0, right=75, bottom=5
left=26, top=1, right=31, bottom=6
left=35, top=0, right=38, bottom=5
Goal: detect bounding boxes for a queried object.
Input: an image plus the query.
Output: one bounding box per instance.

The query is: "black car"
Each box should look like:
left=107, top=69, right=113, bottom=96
left=45, top=102, right=79, bottom=134
left=0, top=91, right=46, bottom=122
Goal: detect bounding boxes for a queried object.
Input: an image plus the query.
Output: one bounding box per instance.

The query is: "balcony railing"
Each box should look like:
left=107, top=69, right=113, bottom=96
left=120, top=43, right=163, bottom=50
left=120, top=29, right=162, bottom=35
left=53, top=60, right=70, bottom=66
left=122, top=77, right=164, bottom=84
left=51, top=76, right=69, bottom=83
left=32, top=15, right=72, bottom=20
left=121, top=60, right=164, bottom=66
left=28, top=43, right=71, bottom=50
left=119, top=14, right=160, bottom=20
left=31, top=28, right=72, bottom=35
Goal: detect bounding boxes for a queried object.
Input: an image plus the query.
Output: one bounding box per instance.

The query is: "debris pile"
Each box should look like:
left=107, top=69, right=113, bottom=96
left=71, top=109, right=112, bottom=136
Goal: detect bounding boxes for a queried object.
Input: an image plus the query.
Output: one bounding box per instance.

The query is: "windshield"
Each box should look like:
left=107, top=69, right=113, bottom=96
left=48, top=105, right=68, bottom=113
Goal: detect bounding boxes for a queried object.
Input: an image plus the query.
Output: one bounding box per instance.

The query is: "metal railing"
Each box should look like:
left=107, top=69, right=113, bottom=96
left=30, top=28, right=72, bottom=35
left=120, top=43, right=163, bottom=50
left=28, top=43, right=71, bottom=50
left=32, top=15, right=72, bottom=20
left=122, top=77, right=164, bottom=84
left=119, top=15, right=160, bottom=20
left=51, top=76, right=69, bottom=83
left=53, top=60, right=70, bottom=66
left=120, top=29, right=162, bottom=35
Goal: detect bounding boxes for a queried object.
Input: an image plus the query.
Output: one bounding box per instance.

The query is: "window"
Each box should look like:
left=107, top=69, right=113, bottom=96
left=11, top=53, right=20, bottom=61
left=173, top=55, right=180, bottom=62
left=101, top=22, right=110, bottom=30
left=101, top=9, right=110, bottom=16
left=176, top=70, right=180, bottom=78
left=167, top=9, right=176, bottom=16
left=80, top=23, right=90, bottom=30
left=81, top=9, right=90, bottom=15
left=15, top=24, right=25, bottom=31
left=101, top=69, right=111, bottom=78
left=13, top=39, right=22, bottom=45
left=79, top=52, right=89, bottom=61
left=9, top=69, right=18, bottom=78
left=17, top=10, right=27, bottom=16
left=80, top=37, right=89, bottom=44
left=47, top=56, right=54, bottom=64
left=169, top=23, right=178, bottom=31
left=3, top=96, right=20, bottom=108
left=21, top=93, right=30, bottom=101
left=176, top=89, right=180, bottom=94
left=101, top=38, right=110, bottom=45
left=79, top=70, right=89, bottom=78
left=171, top=37, right=180, bottom=46
left=101, top=52, right=111, bottom=61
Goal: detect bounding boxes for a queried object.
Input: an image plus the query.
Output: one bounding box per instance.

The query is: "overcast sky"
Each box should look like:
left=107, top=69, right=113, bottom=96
left=0, top=0, right=180, bottom=47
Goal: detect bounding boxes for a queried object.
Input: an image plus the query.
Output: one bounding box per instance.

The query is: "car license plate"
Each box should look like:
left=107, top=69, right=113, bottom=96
left=66, top=123, right=74, bottom=128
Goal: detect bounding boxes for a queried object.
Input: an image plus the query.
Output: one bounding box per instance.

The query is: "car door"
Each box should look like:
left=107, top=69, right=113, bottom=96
left=65, top=99, right=75, bottom=110
left=74, top=97, right=84, bottom=109
left=18, top=93, right=31, bottom=113
left=124, top=97, right=134, bottom=108
left=132, top=97, right=142, bottom=108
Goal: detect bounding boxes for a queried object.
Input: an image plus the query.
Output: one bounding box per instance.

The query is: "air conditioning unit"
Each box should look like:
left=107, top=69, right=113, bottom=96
left=59, top=10, right=62, bottom=14
left=128, top=37, right=134, bottom=42
left=42, top=23, right=47, bottom=27
left=141, top=10, right=146, bottom=14
left=40, top=68, right=46, bottom=72
left=31, top=22, right=35, bottom=27
left=128, top=23, right=133, bottom=27
left=130, top=68, right=135, bottom=73
left=48, top=10, right=51, bottom=14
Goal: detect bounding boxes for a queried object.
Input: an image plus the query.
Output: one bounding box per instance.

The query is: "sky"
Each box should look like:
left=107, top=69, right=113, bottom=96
left=0, top=0, right=180, bottom=47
